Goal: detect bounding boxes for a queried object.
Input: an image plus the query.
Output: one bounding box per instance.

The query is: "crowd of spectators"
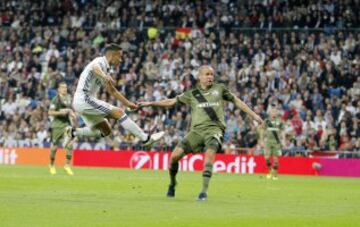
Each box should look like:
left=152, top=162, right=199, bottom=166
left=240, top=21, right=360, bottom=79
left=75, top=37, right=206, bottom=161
left=1, top=0, right=359, bottom=30
left=0, top=0, right=359, bottom=157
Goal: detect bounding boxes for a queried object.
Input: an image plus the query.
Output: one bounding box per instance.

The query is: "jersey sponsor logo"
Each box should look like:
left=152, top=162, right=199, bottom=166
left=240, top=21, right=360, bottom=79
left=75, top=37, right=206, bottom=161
left=203, top=90, right=219, bottom=97
left=267, top=127, right=280, bottom=131
left=197, top=102, right=220, bottom=108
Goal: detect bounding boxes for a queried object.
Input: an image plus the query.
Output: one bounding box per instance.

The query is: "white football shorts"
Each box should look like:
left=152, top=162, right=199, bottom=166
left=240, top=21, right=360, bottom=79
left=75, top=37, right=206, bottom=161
left=73, top=94, right=116, bottom=128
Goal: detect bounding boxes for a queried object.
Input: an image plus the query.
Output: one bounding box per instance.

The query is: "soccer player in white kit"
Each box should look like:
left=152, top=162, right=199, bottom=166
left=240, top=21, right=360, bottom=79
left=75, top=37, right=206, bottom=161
left=63, top=43, right=164, bottom=148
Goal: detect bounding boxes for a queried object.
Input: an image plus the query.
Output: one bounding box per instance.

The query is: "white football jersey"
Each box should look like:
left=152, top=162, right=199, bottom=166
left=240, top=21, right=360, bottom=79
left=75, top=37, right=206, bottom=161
left=75, top=56, right=110, bottom=97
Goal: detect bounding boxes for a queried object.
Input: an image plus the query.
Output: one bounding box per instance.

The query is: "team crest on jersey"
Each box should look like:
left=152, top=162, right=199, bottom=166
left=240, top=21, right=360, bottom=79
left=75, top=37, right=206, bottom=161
left=95, top=78, right=102, bottom=86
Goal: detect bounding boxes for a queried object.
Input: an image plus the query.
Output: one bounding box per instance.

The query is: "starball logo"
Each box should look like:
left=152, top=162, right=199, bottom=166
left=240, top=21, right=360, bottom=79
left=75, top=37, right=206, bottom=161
left=130, top=151, right=152, bottom=169
left=129, top=152, right=257, bottom=174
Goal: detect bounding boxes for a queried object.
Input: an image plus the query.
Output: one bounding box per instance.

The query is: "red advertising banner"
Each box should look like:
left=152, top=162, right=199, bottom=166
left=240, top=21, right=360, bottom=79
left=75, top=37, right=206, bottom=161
left=0, top=147, right=67, bottom=166
left=73, top=150, right=320, bottom=175
left=2, top=148, right=359, bottom=177
left=319, top=158, right=360, bottom=177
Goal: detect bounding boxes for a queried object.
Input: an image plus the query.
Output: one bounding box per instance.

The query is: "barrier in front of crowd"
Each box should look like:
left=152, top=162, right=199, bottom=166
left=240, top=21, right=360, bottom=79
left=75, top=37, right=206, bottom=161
left=1, top=148, right=359, bottom=177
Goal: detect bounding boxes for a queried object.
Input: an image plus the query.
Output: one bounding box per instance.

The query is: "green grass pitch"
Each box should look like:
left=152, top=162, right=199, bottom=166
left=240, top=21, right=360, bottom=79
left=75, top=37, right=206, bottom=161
left=0, top=165, right=359, bottom=227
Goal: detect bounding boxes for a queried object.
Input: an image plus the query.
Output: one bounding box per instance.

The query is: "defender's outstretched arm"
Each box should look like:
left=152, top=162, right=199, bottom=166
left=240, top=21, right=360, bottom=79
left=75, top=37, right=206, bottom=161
left=139, top=98, right=177, bottom=108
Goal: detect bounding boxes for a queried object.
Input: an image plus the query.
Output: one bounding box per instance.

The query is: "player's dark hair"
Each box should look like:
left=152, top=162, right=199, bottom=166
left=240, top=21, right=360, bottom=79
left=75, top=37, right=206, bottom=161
left=104, top=43, right=122, bottom=53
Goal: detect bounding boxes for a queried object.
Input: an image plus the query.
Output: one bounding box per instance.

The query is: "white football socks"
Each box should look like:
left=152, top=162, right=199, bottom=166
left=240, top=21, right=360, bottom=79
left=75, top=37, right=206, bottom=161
left=75, top=127, right=102, bottom=138
left=119, top=114, right=149, bottom=141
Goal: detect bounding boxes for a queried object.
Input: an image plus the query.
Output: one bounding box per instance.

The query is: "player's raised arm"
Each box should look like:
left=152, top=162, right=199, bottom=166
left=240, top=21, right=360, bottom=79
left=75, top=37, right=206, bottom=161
left=105, top=81, right=138, bottom=109
left=49, top=108, right=76, bottom=124
left=233, top=96, right=264, bottom=126
left=48, top=107, right=71, bottom=117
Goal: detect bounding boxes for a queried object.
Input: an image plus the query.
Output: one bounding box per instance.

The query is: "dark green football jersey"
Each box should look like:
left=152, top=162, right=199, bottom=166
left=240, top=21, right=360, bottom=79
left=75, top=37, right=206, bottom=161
left=176, top=83, right=235, bottom=130
left=264, top=117, right=284, bottom=144
left=49, top=95, right=72, bottom=129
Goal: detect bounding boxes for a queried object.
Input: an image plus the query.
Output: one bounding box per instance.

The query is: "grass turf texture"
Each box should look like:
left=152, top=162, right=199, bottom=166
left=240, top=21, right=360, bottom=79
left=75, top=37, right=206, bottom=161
left=0, top=166, right=359, bottom=227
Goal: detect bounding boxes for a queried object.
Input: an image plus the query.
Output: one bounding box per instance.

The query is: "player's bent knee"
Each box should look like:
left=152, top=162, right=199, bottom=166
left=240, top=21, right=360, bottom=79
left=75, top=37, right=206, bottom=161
left=101, top=128, right=111, bottom=137
left=204, top=148, right=216, bottom=162
left=110, top=108, right=125, bottom=119
left=102, top=121, right=112, bottom=136
left=94, top=120, right=112, bottom=137
left=51, top=145, right=58, bottom=150
left=171, top=147, right=185, bottom=161
left=266, top=159, right=272, bottom=167
left=170, top=153, right=181, bottom=162
left=205, top=148, right=216, bottom=155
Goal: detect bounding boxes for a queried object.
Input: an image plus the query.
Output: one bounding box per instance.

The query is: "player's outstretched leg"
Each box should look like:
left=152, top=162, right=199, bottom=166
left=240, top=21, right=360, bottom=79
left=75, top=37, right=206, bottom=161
left=198, top=148, right=216, bottom=201
left=117, top=113, right=164, bottom=147
left=109, top=108, right=164, bottom=147
left=49, top=145, right=57, bottom=175
left=63, top=125, right=104, bottom=148
left=167, top=147, right=185, bottom=198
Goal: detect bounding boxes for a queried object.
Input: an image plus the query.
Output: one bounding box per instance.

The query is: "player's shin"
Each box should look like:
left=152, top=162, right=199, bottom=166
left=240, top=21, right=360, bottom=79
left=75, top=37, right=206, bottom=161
left=273, top=161, right=279, bottom=177
left=266, top=159, right=272, bottom=172
left=64, top=147, right=74, bottom=175
left=50, top=146, right=57, bottom=165
left=265, top=158, right=273, bottom=179
left=65, top=147, right=72, bottom=165
left=201, top=162, right=213, bottom=194
left=169, top=161, right=179, bottom=186
left=49, top=146, right=57, bottom=175
left=75, top=127, right=103, bottom=138
left=118, top=114, right=148, bottom=141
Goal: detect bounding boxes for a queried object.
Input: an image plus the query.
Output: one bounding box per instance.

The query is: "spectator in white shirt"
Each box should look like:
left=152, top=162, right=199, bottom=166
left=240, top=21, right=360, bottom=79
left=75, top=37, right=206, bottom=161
left=2, top=96, right=17, bottom=116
